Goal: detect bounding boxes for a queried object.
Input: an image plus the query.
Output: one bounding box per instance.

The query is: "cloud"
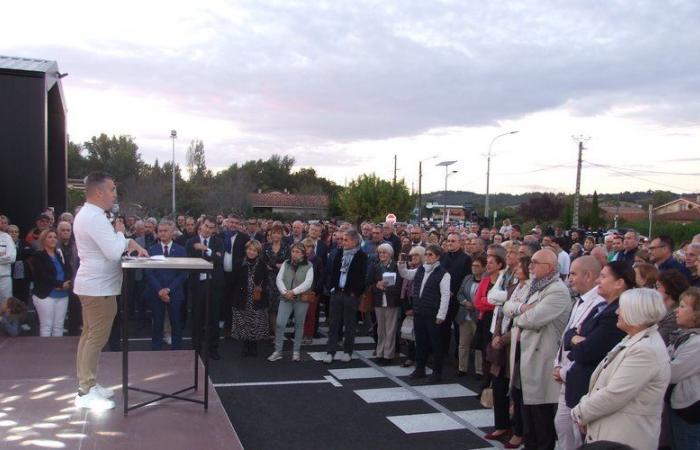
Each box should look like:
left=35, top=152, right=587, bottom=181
left=5, top=0, right=700, bottom=146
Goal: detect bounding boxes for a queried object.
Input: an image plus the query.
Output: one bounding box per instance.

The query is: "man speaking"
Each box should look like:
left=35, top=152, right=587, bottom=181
left=73, top=172, right=148, bottom=410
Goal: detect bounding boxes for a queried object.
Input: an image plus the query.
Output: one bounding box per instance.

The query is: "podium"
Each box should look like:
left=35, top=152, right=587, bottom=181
left=120, top=257, right=213, bottom=415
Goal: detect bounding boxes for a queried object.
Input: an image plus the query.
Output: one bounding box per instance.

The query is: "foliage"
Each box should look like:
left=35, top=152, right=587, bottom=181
left=518, top=193, right=565, bottom=222
left=586, top=191, right=603, bottom=228
left=624, top=220, right=700, bottom=246
left=185, top=139, right=209, bottom=182
left=339, top=174, right=413, bottom=225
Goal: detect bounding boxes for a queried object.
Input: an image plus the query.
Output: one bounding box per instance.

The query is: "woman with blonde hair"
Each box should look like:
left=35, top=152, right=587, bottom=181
left=31, top=229, right=73, bottom=336
left=232, top=240, right=269, bottom=357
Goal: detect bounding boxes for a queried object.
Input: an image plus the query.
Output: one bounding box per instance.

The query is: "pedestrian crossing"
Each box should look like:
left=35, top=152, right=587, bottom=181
left=354, top=384, right=476, bottom=403
left=328, top=365, right=432, bottom=380
left=387, top=409, right=494, bottom=434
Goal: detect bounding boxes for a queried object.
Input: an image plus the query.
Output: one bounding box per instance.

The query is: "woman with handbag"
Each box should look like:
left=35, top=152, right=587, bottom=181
left=268, top=243, right=314, bottom=362
left=667, top=287, right=700, bottom=448
left=368, top=243, right=403, bottom=364
left=232, top=240, right=269, bottom=357
left=473, top=254, right=506, bottom=389
left=31, top=229, right=73, bottom=337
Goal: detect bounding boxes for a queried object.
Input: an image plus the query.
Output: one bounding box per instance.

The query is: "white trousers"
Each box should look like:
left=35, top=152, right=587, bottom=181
left=33, top=295, right=69, bottom=337
left=554, top=384, right=583, bottom=450
left=0, top=276, right=12, bottom=305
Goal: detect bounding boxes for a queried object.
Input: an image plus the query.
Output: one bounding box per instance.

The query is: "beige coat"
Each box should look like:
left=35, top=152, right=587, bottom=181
left=571, top=325, right=670, bottom=450
left=505, top=278, right=571, bottom=405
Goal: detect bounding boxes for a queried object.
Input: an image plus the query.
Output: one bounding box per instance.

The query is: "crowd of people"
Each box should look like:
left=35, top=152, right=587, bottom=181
left=1, top=192, right=699, bottom=449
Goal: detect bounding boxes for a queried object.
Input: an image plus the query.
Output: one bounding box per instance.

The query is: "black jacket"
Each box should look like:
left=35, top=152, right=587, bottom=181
left=31, top=250, right=72, bottom=299
left=186, top=235, right=225, bottom=284
left=564, top=299, right=626, bottom=408
left=367, top=260, right=403, bottom=307
left=329, top=248, right=368, bottom=297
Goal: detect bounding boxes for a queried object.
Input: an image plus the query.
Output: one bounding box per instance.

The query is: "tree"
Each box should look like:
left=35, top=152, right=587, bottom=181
left=587, top=191, right=603, bottom=228
left=185, top=139, right=208, bottom=182
left=83, top=134, right=144, bottom=185
left=518, top=193, right=565, bottom=222
left=67, top=141, right=89, bottom=178
left=339, top=174, right=413, bottom=224
left=651, top=190, right=675, bottom=207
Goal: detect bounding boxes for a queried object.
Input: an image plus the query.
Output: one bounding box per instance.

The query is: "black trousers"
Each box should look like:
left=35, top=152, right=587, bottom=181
left=66, top=292, right=82, bottom=336
left=220, top=272, right=237, bottom=333
left=522, top=402, right=557, bottom=450
left=493, top=373, right=511, bottom=430
left=439, top=300, right=459, bottom=355
left=510, top=387, right=525, bottom=437
left=326, top=292, right=358, bottom=355
left=414, top=313, right=443, bottom=374
left=192, top=277, right=222, bottom=351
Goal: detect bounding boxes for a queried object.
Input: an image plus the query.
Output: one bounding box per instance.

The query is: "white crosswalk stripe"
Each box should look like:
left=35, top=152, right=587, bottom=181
left=387, top=409, right=494, bottom=434
left=354, top=384, right=476, bottom=403
left=329, top=365, right=432, bottom=380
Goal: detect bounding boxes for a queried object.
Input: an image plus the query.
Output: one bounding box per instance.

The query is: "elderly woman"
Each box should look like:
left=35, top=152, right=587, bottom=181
left=268, top=243, right=314, bottom=362
left=455, top=254, right=486, bottom=376
left=399, top=245, right=425, bottom=368
left=656, top=269, right=690, bottom=345
left=232, top=240, right=269, bottom=357
left=571, top=288, right=670, bottom=450
left=367, top=243, right=402, bottom=364
left=398, top=244, right=451, bottom=383
left=31, top=229, right=73, bottom=336
left=666, top=287, right=700, bottom=448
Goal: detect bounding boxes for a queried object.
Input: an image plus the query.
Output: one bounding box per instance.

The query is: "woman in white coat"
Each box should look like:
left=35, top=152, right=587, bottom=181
left=571, top=288, right=670, bottom=450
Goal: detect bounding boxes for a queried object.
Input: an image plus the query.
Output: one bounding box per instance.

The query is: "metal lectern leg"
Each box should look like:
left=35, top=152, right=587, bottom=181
left=121, top=269, right=132, bottom=415
left=204, top=274, right=210, bottom=410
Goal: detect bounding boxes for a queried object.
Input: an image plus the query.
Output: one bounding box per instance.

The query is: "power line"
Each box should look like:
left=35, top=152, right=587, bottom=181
left=583, top=161, right=696, bottom=192
left=584, top=160, right=700, bottom=176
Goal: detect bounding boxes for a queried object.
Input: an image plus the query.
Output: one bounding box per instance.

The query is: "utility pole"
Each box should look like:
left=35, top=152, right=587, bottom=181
left=393, top=154, right=397, bottom=184
left=170, top=130, right=177, bottom=215
left=571, top=135, right=590, bottom=229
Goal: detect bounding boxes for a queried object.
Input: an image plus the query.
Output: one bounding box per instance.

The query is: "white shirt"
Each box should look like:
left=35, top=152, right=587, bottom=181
left=0, top=231, right=17, bottom=277
left=558, top=250, right=570, bottom=277
left=223, top=233, right=238, bottom=272
left=73, top=202, right=129, bottom=296
left=398, top=262, right=451, bottom=321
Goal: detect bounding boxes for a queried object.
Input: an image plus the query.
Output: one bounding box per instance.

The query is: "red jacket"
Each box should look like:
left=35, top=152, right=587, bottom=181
left=473, top=277, right=495, bottom=320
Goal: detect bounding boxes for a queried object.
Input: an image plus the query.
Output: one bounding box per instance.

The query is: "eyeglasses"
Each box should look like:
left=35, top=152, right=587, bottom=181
left=425, top=252, right=436, bottom=257
left=529, top=260, right=550, bottom=266
left=648, top=246, right=665, bottom=251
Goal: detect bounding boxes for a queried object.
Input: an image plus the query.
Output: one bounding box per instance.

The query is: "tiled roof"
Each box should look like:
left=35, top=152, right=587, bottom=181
left=656, top=209, right=700, bottom=221
left=248, top=191, right=329, bottom=209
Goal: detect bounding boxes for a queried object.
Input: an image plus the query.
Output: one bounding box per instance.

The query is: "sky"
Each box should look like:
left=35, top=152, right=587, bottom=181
left=3, top=0, right=699, bottom=195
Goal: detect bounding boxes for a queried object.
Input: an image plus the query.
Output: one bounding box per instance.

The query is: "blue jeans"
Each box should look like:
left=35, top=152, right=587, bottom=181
left=275, top=299, right=309, bottom=353
left=669, top=406, right=700, bottom=449
left=150, top=296, right=184, bottom=350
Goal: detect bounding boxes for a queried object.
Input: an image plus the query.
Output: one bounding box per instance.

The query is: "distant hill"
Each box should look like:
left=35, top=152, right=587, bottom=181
left=421, top=190, right=684, bottom=210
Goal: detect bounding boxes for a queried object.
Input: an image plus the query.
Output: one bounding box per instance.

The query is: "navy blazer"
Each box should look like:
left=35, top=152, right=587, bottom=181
left=145, top=242, right=188, bottom=303
left=564, top=299, right=626, bottom=408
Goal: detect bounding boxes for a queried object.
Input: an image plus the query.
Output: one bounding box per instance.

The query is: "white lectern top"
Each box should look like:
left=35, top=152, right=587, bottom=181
left=121, top=257, right=213, bottom=270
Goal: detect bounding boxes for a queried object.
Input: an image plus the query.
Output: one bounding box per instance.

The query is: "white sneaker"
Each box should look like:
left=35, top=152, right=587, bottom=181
left=164, top=335, right=172, bottom=345
left=267, top=352, right=283, bottom=362
left=322, top=353, right=333, bottom=364
left=339, top=352, right=352, bottom=362
left=75, top=387, right=116, bottom=411
left=292, top=351, right=301, bottom=361
left=20, top=324, right=31, bottom=331
left=93, top=383, right=114, bottom=399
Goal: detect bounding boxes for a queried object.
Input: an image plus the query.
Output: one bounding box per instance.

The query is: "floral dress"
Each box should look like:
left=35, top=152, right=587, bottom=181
left=231, top=259, right=269, bottom=341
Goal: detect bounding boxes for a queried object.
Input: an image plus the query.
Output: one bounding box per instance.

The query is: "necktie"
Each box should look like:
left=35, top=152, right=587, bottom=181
left=203, top=238, right=208, bottom=248
left=164, top=245, right=169, bottom=257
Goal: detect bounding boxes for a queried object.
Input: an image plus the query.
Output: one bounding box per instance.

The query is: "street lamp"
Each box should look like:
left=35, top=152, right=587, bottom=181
left=437, top=160, right=457, bottom=227
left=418, top=155, right=438, bottom=223
left=170, top=130, right=177, bottom=215
left=484, top=130, right=518, bottom=220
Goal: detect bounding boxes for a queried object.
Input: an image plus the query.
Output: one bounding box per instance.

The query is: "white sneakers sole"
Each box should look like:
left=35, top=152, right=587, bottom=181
left=267, top=352, right=283, bottom=362
left=75, top=386, right=115, bottom=411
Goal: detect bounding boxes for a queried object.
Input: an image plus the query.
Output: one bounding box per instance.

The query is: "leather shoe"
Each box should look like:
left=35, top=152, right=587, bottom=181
left=484, top=429, right=511, bottom=441
left=209, top=349, right=221, bottom=360
left=409, top=369, right=426, bottom=379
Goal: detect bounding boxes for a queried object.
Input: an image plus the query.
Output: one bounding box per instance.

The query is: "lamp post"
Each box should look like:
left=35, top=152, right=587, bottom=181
left=437, top=160, right=457, bottom=227
left=484, top=130, right=518, bottom=220
left=417, top=155, right=438, bottom=224
left=170, top=130, right=177, bottom=215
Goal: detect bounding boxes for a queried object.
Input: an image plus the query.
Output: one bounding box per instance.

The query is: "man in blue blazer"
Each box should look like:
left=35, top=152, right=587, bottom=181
left=145, top=220, right=188, bottom=350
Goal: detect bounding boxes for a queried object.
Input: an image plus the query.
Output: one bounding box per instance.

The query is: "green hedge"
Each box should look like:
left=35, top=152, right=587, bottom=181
left=624, top=220, right=700, bottom=248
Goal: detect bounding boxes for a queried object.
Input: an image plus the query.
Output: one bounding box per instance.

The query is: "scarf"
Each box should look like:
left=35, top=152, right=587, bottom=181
left=527, top=271, right=559, bottom=298
left=340, top=245, right=360, bottom=273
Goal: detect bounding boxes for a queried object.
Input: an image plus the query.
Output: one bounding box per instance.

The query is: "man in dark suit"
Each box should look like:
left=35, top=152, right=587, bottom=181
left=145, top=220, right=188, bottom=350
left=324, top=229, right=368, bottom=363
left=175, top=216, right=197, bottom=247
left=219, top=216, right=249, bottom=337
left=186, top=216, right=224, bottom=360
